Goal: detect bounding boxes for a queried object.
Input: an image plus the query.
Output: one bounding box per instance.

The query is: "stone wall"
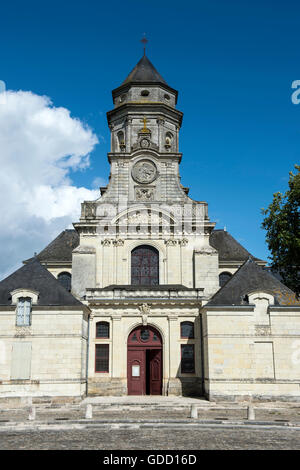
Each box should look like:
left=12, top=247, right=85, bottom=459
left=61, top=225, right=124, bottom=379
left=0, top=307, right=88, bottom=400
left=202, top=304, right=300, bottom=401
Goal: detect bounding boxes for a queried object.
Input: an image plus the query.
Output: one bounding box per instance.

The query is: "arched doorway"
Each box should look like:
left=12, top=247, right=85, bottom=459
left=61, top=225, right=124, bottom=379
left=127, top=325, right=162, bottom=395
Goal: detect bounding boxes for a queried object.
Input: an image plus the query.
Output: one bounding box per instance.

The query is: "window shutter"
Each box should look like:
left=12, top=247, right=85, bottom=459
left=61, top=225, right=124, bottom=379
left=11, top=342, right=32, bottom=379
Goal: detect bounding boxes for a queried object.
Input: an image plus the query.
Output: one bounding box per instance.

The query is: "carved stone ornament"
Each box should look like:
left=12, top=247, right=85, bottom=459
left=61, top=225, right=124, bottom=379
left=142, top=314, right=148, bottom=326
left=165, top=239, right=178, bottom=246
left=112, top=239, right=124, bottom=246
left=255, top=325, right=271, bottom=336
left=164, top=238, right=189, bottom=246
left=140, top=138, right=150, bottom=148
left=135, top=187, right=154, bottom=201
left=124, top=211, right=160, bottom=226
left=101, top=239, right=111, bottom=246
left=132, top=160, right=157, bottom=184
left=139, top=303, right=151, bottom=315
left=15, top=326, right=31, bottom=337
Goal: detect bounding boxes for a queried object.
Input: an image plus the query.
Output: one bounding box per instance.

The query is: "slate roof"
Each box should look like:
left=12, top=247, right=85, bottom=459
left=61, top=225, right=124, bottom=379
left=121, top=54, right=168, bottom=86
left=0, top=259, right=83, bottom=306
left=24, top=229, right=79, bottom=264
left=209, top=230, right=263, bottom=263
left=206, top=257, right=300, bottom=307
left=24, top=228, right=264, bottom=266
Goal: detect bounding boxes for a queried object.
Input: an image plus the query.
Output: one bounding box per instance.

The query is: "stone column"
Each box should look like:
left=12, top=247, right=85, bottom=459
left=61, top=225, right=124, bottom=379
left=168, top=315, right=180, bottom=394
left=111, top=314, right=123, bottom=379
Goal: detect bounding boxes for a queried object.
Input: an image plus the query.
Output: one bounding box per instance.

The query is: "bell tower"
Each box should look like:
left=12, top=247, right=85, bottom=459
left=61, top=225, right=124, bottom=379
left=72, top=52, right=219, bottom=298
left=102, top=52, right=187, bottom=204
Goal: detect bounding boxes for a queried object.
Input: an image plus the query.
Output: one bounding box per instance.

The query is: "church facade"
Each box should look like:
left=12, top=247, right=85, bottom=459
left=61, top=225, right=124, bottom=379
left=0, top=54, right=299, bottom=403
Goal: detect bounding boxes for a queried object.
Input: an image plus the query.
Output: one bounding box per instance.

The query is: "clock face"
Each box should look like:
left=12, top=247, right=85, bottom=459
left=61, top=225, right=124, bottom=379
left=132, top=160, right=157, bottom=184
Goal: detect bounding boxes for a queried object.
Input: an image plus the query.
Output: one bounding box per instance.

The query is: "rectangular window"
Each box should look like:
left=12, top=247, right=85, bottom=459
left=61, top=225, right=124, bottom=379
left=96, top=322, right=109, bottom=338
left=180, top=322, right=194, bottom=338
left=16, top=298, right=31, bottom=326
left=95, top=344, right=109, bottom=373
left=181, top=344, right=195, bottom=373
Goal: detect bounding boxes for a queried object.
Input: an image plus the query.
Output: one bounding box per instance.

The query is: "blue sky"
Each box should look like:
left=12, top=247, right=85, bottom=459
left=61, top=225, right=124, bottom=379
left=0, top=0, right=300, bottom=270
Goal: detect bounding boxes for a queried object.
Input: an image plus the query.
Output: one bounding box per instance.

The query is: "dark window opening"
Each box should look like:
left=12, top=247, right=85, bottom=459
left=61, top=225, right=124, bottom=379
left=180, top=321, right=194, bottom=338
left=181, top=344, right=195, bottom=373
left=57, top=272, right=71, bottom=292
left=131, top=245, right=159, bottom=286
left=219, top=272, right=232, bottom=287
left=96, top=321, right=110, bottom=338
left=95, top=344, right=109, bottom=372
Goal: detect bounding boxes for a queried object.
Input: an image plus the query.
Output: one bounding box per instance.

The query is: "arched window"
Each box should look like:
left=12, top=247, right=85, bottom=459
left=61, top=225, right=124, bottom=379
left=117, top=130, right=125, bottom=152
left=96, top=321, right=110, bottom=338
left=180, top=321, right=194, bottom=339
left=57, top=272, right=72, bottom=292
left=219, top=272, right=232, bottom=287
left=131, top=245, right=159, bottom=286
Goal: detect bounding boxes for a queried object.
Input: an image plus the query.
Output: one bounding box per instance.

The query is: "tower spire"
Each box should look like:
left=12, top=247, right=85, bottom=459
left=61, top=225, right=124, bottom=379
left=140, top=34, right=148, bottom=56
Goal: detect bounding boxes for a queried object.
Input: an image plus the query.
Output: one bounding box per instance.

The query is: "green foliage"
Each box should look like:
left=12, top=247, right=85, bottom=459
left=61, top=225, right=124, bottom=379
left=262, top=165, right=300, bottom=298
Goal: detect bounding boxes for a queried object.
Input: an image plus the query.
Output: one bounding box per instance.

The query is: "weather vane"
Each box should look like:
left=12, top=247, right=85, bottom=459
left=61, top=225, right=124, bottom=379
left=141, top=34, right=148, bottom=55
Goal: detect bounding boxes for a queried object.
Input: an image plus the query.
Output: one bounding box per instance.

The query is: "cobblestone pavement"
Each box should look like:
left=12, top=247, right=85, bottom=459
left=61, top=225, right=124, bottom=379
left=0, top=426, right=299, bottom=450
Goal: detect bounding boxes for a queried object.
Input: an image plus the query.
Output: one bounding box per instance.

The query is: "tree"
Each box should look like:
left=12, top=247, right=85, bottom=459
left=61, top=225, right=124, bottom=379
left=261, top=165, right=300, bottom=298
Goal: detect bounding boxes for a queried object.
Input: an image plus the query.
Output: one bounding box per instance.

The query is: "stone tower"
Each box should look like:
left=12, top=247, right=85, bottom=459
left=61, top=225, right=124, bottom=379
left=72, top=53, right=219, bottom=299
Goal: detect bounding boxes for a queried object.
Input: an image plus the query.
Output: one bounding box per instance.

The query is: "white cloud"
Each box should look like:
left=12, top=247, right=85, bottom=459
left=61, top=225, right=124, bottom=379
left=0, top=90, right=99, bottom=280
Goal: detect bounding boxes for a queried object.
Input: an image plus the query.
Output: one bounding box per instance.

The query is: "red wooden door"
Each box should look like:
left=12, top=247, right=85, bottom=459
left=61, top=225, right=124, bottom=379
left=127, top=326, right=162, bottom=395
left=149, top=349, right=162, bottom=395
left=127, top=349, right=145, bottom=395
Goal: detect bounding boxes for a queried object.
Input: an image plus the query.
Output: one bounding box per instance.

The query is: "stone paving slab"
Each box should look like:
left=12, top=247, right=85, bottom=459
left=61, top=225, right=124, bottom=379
left=0, top=425, right=300, bottom=450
